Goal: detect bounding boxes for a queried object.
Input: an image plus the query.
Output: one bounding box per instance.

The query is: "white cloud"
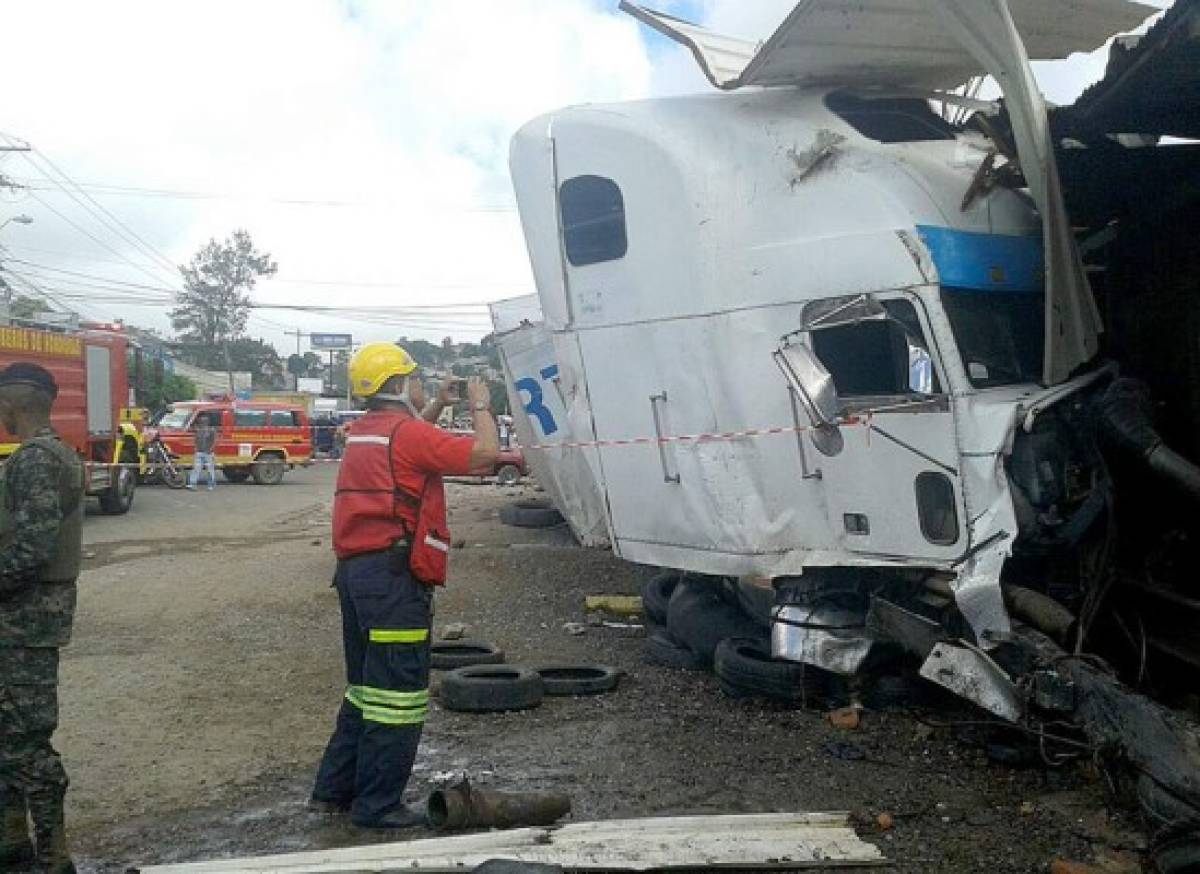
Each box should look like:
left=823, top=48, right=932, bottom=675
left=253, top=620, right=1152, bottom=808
left=0, top=0, right=1173, bottom=354
left=0, top=0, right=651, bottom=348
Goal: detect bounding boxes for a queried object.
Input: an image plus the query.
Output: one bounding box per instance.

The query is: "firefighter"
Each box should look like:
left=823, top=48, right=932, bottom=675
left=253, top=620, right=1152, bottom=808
left=310, top=342, right=499, bottom=829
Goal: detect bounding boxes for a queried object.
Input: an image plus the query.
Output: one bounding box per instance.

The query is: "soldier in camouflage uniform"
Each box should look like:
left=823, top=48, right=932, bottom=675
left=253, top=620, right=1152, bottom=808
left=0, top=363, right=84, bottom=874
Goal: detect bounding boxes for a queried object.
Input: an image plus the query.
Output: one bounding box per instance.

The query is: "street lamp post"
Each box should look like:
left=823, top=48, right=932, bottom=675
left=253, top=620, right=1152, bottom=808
left=0, top=214, right=33, bottom=233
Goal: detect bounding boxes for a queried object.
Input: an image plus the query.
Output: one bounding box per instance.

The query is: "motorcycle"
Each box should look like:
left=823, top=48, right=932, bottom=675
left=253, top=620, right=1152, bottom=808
left=144, top=434, right=188, bottom=489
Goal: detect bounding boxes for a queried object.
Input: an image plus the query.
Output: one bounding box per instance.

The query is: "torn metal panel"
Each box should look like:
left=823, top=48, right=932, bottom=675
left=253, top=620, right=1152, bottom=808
left=620, top=0, right=1155, bottom=91
left=140, top=812, right=886, bottom=872
left=617, top=1, right=759, bottom=89
left=920, top=640, right=1023, bottom=722
left=786, top=129, right=846, bottom=185
left=950, top=529, right=1013, bottom=647
left=866, top=595, right=945, bottom=659
left=773, top=603, right=875, bottom=676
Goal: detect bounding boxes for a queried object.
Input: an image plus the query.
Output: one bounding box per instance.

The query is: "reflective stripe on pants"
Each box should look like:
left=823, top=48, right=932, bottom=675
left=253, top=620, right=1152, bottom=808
left=312, top=552, right=432, bottom=825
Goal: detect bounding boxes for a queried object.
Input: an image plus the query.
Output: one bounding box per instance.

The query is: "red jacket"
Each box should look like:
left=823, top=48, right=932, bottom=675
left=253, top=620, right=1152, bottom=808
left=332, top=409, right=473, bottom=584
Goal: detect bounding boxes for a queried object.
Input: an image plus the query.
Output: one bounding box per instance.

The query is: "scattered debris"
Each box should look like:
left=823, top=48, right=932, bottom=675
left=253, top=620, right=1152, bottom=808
left=441, top=623, right=469, bottom=641
left=583, top=595, right=642, bottom=616
left=786, top=129, right=845, bottom=185
left=427, top=778, right=571, bottom=831
left=829, top=706, right=862, bottom=731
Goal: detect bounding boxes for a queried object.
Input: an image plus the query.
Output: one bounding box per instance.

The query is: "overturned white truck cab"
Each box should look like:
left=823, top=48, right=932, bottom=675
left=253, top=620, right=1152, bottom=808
left=500, top=0, right=1157, bottom=716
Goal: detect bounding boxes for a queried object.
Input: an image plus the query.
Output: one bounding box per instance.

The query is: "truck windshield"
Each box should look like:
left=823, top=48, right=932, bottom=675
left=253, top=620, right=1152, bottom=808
left=157, top=409, right=193, bottom=429
left=941, top=288, right=1044, bottom=388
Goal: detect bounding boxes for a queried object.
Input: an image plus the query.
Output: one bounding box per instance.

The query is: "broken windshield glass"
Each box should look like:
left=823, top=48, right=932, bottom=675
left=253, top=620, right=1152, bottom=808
left=941, top=288, right=1044, bottom=388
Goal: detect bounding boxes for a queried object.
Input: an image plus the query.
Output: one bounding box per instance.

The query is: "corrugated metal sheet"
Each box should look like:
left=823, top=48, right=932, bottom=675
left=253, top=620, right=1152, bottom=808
left=140, top=812, right=885, bottom=873
left=622, top=0, right=1156, bottom=90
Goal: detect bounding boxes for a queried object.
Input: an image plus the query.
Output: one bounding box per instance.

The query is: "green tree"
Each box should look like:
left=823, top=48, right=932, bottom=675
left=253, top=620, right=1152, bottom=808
left=489, top=380, right=510, bottom=416
left=396, top=337, right=443, bottom=368
left=300, top=351, right=324, bottom=376
left=8, top=294, right=45, bottom=321
left=227, top=338, right=285, bottom=389
left=172, top=230, right=277, bottom=388
left=137, top=360, right=197, bottom=413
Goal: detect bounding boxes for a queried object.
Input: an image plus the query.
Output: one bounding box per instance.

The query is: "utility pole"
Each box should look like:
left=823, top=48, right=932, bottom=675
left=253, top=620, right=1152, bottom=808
left=285, top=328, right=305, bottom=390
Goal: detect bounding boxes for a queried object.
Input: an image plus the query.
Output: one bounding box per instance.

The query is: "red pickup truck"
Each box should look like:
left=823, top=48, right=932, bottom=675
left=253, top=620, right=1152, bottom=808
left=444, top=428, right=528, bottom=485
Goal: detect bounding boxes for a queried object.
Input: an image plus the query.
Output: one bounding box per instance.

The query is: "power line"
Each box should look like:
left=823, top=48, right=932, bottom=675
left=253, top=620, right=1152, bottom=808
left=9, top=177, right=517, bottom=212
left=22, top=189, right=180, bottom=289
left=23, top=147, right=180, bottom=276
left=0, top=134, right=180, bottom=286
left=5, top=244, right=527, bottom=293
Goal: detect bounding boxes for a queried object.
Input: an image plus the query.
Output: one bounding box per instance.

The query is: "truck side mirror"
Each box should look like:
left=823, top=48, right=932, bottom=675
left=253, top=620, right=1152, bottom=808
left=773, top=342, right=840, bottom=427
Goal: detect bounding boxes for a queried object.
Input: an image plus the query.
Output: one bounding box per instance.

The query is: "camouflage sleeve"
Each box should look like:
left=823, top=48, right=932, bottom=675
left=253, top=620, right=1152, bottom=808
left=0, top=447, right=65, bottom=595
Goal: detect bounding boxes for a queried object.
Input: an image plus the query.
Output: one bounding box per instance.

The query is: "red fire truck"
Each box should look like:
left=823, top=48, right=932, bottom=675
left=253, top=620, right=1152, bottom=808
left=0, top=322, right=143, bottom=514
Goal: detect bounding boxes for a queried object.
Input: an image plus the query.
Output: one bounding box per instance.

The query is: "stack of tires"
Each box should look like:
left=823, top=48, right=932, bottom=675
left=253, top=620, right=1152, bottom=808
left=641, top=570, right=841, bottom=708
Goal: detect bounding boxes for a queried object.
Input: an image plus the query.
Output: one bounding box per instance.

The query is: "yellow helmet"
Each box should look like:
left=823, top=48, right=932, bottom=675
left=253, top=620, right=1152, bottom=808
left=348, top=342, right=419, bottom=397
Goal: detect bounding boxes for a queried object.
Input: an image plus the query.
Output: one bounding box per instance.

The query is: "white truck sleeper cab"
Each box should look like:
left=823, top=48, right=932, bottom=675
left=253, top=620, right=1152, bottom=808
left=504, top=0, right=1156, bottom=715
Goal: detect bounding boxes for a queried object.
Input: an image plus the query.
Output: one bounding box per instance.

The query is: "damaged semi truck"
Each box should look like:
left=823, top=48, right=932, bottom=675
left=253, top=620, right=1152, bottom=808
left=497, top=0, right=1200, bottom=859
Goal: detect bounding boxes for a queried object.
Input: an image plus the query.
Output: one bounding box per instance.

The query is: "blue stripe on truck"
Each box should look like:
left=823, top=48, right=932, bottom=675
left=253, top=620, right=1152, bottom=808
left=916, top=225, right=1043, bottom=294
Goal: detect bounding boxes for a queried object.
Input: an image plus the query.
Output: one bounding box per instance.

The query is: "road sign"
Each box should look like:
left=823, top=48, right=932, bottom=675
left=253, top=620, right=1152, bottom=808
left=310, top=333, right=353, bottom=350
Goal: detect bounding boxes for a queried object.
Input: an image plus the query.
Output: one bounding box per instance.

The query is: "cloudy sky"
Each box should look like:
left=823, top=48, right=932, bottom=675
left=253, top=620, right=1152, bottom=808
left=0, top=0, right=1169, bottom=356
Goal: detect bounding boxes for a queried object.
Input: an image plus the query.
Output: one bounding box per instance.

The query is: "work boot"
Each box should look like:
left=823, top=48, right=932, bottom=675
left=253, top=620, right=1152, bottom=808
left=352, top=802, right=427, bottom=830
left=0, top=797, right=34, bottom=869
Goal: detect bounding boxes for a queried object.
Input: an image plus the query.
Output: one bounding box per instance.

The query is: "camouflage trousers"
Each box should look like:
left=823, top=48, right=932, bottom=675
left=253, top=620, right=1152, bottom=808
left=0, top=647, right=69, bottom=857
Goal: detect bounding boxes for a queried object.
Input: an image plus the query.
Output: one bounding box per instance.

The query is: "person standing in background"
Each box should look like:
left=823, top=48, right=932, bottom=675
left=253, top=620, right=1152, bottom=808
left=187, top=413, right=219, bottom=491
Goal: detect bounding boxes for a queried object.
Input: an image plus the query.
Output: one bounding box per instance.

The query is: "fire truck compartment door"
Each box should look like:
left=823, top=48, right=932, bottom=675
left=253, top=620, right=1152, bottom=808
left=86, top=345, right=113, bottom=435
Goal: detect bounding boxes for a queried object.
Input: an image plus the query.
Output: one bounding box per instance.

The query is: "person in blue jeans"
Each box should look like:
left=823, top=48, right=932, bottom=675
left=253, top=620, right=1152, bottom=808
left=187, top=414, right=218, bottom=490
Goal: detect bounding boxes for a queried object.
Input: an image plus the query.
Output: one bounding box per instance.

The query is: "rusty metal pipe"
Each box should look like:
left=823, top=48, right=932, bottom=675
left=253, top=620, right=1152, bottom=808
left=427, top=783, right=571, bottom=831
left=1002, top=585, right=1076, bottom=645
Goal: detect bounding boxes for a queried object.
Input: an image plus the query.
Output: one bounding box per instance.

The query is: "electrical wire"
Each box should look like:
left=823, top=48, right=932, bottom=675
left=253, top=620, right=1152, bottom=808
left=24, top=147, right=180, bottom=276
left=9, top=176, right=517, bottom=212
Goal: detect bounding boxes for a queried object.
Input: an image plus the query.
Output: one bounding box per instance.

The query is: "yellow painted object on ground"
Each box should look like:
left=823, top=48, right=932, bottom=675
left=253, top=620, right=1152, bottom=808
left=584, top=595, right=643, bottom=616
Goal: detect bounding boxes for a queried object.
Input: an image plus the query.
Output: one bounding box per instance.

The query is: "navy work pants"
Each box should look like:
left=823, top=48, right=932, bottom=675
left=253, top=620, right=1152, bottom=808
left=312, top=552, right=432, bottom=825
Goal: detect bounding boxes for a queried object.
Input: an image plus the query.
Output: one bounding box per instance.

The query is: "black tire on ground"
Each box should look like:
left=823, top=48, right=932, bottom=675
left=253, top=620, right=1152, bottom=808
left=534, top=665, right=621, bottom=696
left=495, top=464, right=522, bottom=486
left=223, top=467, right=252, bottom=483
left=666, top=577, right=765, bottom=665
left=251, top=454, right=287, bottom=485
left=98, top=444, right=138, bottom=515
left=431, top=640, right=506, bottom=671
left=441, top=665, right=544, bottom=713
left=714, top=637, right=833, bottom=707
left=644, top=629, right=708, bottom=671
left=641, top=571, right=682, bottom=625
left=499, top=500, right=563, bottom=529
